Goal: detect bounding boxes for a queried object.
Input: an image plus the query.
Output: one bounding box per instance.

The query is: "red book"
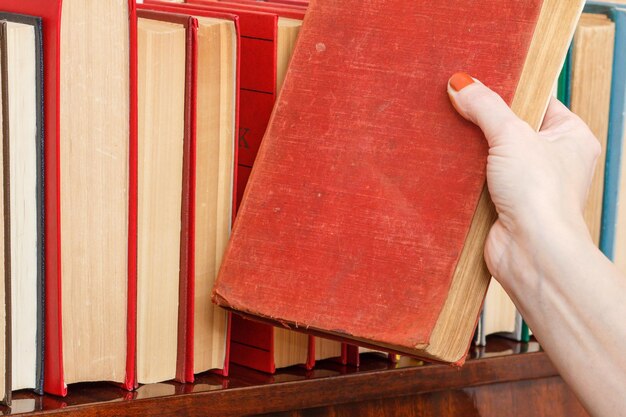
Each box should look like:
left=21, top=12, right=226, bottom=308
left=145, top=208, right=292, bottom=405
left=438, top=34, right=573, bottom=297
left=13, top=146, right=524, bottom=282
left=222, top=0, right=307, bottom=11
left=139, top=2, right=241, bottom=382
left=149, top=0, right=312, bottom=374
left=0, top=0, right=138, bottom=395
left=139, top=3, right=240, bottom=382
left=212, top=0, right=582, bottom=365
left=191, top=0, right=305, bottom=20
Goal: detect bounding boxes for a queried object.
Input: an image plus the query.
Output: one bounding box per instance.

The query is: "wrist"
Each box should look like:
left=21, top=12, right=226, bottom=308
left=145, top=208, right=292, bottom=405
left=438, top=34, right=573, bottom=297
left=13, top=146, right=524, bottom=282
left=493, top=211, right=594, bottom=296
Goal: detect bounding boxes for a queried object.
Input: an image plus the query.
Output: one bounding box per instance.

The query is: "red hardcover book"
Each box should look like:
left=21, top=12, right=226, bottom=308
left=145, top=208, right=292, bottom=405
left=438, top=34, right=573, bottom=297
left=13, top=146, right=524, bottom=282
left=212, top=0, right=582, bottom=365
left=0, top=0, right=138, bottom=395
left=223, top=0, right=307, bottom=10
left=149, top=0, right=312, bottom=374
left=191, top=0, right=305, bottom=20
left=267, top=0, right=309, bottom=7
left=139, top=2, right=241, bottom=382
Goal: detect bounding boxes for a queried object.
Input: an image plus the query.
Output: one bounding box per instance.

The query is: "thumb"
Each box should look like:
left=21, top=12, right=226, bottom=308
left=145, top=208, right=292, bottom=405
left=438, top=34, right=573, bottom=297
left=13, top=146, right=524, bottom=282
left=447, top=72, right=531, bottom=147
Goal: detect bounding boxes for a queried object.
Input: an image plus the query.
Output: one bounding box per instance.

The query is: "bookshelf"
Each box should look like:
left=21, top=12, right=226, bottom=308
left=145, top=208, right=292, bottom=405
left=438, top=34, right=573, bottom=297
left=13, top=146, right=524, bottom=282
left=2, top=337, right=587, bottom=416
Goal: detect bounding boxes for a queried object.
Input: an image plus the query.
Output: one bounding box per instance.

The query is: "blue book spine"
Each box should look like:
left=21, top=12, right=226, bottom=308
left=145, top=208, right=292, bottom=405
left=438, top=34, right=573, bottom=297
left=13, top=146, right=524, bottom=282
left=583, top=3, right=626, bottom=259
left=601, top=7, right=626, bottom=260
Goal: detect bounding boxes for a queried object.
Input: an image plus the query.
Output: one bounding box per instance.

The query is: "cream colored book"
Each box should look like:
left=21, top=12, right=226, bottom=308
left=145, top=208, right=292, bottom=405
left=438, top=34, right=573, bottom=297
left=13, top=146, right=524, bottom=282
left=58, top=0, right=131, bottom=387
left=483, top=280, right=517, bottom=338
left=136, top=17, right=186, bottom=384
left=570, top=13, right=615, bottom=244
left=192, top=16, right=237, bottom=375
left=276, top=17, right=302, bottom=94
left=4, top=19, right=37, bottom=393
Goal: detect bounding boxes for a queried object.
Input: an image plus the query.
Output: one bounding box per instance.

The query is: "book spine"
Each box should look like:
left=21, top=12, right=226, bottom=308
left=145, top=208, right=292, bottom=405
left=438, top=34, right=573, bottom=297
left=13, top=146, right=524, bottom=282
left=600, top=7, right=626, bottom=260
left=173, top=14, right=197, bottom=384
left=557, top=47, right=572, bottom=106
left=44, top=0, right=66, bottom=397
left=33, top=15, right=45, bottom=396
left=125, top=0, right=139, bottom=391
left=0, top=21, right=11, bottom=406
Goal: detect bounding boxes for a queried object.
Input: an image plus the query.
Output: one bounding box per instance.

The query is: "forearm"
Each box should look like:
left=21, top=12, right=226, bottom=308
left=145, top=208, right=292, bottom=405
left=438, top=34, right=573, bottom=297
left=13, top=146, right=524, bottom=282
left=499, top=223, right=626, bottom=417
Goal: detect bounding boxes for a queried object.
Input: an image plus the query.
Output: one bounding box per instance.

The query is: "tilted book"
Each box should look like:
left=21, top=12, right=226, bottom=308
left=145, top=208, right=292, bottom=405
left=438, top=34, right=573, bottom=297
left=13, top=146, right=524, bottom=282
left=213, top=0, right=584, bottom=364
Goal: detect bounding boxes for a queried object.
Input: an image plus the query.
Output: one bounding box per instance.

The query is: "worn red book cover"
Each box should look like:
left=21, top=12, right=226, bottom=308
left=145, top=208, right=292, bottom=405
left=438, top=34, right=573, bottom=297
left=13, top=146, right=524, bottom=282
left=141, top=1, right=242, bottom=380
left=0, top=0, right=138, bottom=395
left=213, top=0, right=581, bottom=364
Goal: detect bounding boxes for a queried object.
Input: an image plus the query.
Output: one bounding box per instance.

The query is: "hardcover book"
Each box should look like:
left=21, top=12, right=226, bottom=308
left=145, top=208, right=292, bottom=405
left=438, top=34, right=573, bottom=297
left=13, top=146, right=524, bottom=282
left=0, top=0, right=138, bottom=395
left=136, top=11, right=188, bottom=385
left=139, top=1, right=240, bottom=382
left=570, top=13, right=615, bottom=245
left=148, top=0, right=312, bottom=374
left=0, top=12, right=44, bottom=394
left=213, top=0, right=584, bottom=364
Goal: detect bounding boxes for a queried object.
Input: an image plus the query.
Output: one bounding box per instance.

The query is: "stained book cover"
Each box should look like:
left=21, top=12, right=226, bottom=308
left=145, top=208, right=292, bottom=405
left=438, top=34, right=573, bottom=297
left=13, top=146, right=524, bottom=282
left=213, top=0, right=583, bottom=364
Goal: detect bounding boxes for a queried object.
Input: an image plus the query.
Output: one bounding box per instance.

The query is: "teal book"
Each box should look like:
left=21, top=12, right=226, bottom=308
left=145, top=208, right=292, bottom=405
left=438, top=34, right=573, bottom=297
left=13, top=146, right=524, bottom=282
left=585, top=3, right=626, bottom=260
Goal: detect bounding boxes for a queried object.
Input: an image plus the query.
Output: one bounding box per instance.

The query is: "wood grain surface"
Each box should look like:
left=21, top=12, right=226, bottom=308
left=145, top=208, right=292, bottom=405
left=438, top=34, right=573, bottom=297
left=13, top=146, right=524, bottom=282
left=2, top=338, right=588, bottom=417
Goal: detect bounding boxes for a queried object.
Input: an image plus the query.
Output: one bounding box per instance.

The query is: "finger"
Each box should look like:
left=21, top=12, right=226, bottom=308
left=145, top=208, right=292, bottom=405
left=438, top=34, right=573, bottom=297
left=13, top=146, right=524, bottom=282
left=447, top=72, right=531, bottom=147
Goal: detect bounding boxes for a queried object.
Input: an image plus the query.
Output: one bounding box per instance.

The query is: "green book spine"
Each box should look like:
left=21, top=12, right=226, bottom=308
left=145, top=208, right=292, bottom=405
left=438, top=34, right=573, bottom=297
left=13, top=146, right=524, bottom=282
left=557, top=48, right=572, bottom=106
left=521, top=321, right=530, bottom=343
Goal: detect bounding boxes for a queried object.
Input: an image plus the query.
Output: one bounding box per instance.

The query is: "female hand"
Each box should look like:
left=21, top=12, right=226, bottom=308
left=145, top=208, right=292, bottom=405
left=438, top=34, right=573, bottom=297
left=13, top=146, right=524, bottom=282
left=447, top=73, right=599, bottom=294
left=447, top=72, right=626, bottom=417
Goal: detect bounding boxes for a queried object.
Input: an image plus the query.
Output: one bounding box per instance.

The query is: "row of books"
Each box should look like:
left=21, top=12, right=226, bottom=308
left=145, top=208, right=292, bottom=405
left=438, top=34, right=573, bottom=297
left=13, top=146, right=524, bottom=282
left=0, top=0, right=400, bottom=405
left=0, top=0, right=621, bottom=405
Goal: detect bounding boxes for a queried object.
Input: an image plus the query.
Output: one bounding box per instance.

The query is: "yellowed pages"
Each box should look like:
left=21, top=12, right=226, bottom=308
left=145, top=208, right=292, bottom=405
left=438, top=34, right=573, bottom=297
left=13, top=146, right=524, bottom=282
left=276, top=18, right=302, bottom=94
left=570, top=13, right=615, bottom=244
left=193, top=17, right=236, bottom=374
left=136, top=17, right=186, bottom=384
left=483, top=279, right=517, bottom=335
left=274, top=328, right=309, bottom=369
left=60, top=0, right=130, bottom=384
left=315, top=338, right=342, bottom=361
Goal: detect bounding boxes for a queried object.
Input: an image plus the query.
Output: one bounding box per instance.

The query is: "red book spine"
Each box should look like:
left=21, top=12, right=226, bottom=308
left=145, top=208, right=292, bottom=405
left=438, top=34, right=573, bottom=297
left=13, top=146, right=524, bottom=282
left=125, top=0, right=139, bottom=391
left=305, top=336, right=315, bottom=370
left=184, top=17, right=199, bottom=384
left=191, top=0, right=305, bottom=20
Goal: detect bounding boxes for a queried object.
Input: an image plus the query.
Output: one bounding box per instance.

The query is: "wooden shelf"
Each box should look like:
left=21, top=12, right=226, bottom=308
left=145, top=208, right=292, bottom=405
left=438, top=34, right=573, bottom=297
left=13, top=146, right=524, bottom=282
left=3, top=337, right=588, bottom=416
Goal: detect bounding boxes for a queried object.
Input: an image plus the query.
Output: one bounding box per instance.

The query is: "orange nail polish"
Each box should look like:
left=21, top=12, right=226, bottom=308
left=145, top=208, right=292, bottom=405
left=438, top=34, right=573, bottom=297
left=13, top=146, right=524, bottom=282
left=449, top=72, right=474, bottom=92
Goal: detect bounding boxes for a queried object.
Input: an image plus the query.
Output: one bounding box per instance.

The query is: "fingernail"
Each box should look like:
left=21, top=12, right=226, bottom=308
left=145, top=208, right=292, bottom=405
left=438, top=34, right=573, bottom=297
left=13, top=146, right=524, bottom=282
left=449, top=72, right=475, bottom=92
